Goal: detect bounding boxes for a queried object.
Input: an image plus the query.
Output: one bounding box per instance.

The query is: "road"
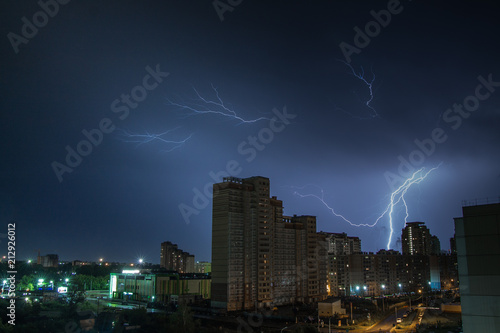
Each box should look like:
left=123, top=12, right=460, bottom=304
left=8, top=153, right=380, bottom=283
left=363, top=306, right=410, bottom=332
left=86, top=297, right=166, bottom=313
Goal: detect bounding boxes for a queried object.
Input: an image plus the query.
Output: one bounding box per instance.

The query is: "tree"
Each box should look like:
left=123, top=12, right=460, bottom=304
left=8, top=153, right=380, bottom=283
left=18, top=274, right=35, bottom=291
left=62, top=290, right=86, bottom=320
left=291, top=325, right=318, bottom=333
left=168, top=304, right=199, bottom=333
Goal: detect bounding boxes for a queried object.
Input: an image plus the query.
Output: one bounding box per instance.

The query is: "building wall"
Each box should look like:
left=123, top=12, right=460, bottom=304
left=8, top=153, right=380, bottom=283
left=212, top=176, right=263, bottom=311
left=110, top=272, right=211, bottom=304
left=318, top=299, right=346, bottom=317
left=455, top=203, right=500, bottom=332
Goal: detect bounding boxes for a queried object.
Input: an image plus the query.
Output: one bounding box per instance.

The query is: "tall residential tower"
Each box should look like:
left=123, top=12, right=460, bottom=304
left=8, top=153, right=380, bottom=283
left=211, top=176, right=327, bottom=311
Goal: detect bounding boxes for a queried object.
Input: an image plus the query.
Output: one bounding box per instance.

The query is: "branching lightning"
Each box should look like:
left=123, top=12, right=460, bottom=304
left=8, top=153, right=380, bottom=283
left=117, top=127, right=192, bottom=152
left=336, top=60, right=379, bottom=119
left=166, top=84, right=270, bottom=125
left=293, top=164, right=441, bottom=249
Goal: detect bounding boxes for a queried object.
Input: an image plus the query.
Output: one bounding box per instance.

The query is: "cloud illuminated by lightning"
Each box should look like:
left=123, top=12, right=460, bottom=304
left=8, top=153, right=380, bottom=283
left=293, top=164, right=441, bottom=249
left=336, top=60, right=379, bottom=119
left=117, top=127, right=193, bottom=153
left=166, top=84, right=270, bottom=125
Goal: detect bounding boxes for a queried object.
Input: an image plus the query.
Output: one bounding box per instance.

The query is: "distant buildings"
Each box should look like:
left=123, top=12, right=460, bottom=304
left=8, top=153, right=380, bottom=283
left=455, top=200, right=500, bottom=332
left=320, top=232, right=361, bottom=255
left=37, top=253, right=59, bottom=268
left=326, top=221, right=453, bottom=297
left=211, top=176, right=327, bottom=311
left=402, top=221, right=441, bottom=255
left=160, top=241, right=195, bottom=273
left=328, top=249, right=404, bottom=297
left=195, top=261, right=212, bottom=274
left=209, top=175, right=458, bottom=312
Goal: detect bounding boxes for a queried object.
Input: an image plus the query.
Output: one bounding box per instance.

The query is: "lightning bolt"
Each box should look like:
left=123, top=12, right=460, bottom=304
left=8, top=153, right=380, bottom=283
left=336, top=60, right=379, bottom=119
left=166, top=84, right=270, bottom=124
left=293, top=164, right=441, bottom=250
left=117, top=127, right=193, bottom=152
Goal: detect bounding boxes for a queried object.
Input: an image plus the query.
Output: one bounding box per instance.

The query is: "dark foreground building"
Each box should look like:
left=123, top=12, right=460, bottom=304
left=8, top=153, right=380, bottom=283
left=455, top=200, right=500, bottom=332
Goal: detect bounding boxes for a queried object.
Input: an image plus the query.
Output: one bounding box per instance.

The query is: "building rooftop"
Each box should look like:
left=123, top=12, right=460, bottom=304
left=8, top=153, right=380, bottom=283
left=462, top=196, right=500, bottom=207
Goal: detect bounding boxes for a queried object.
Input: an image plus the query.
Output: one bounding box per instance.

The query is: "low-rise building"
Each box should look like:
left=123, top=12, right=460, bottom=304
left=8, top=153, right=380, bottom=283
left=109, top=270, right=211, bottom=304
left=318, top=298, right=346, bottom=317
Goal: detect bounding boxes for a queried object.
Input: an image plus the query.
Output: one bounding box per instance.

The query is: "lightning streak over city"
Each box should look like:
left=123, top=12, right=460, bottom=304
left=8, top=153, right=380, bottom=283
left=338, top=60, right=379, bottom=119
left=117, top=128, right=193, bottom=152
left=293, top=164, right=441, bottom=249
left=166, top=84, right=270, bottom=125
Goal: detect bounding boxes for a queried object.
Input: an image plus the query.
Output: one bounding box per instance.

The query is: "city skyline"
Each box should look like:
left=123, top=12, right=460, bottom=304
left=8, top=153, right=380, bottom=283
left=1, top=1, right=499, bottom=264
left=25, top=214, right=453, bottom=265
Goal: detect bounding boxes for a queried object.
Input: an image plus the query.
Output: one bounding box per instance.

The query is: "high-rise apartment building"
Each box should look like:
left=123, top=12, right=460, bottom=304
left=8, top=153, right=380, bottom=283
left=402, top=221, right=433, bottom=255
left=320, top=232, right=361, bottom=255
left=160, top=241, right=195, bottom=273
left=211, top=176, right=327, bottom=311
left=430, top=235, right=441, bottom=255
left=37, top=253, right=59, bottom=268
left=327, top=248, right=447, bottom=297
left=455, top=200, right=500, bottom=332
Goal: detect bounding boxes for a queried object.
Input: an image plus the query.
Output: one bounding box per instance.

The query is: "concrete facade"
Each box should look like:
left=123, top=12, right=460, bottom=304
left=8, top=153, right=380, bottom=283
left=455, top=202, right=500, bottom=332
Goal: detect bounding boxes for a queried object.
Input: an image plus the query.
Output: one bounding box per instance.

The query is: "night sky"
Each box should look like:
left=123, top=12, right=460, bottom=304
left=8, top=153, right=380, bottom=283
left=1, top=1, right=499, bottom=263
